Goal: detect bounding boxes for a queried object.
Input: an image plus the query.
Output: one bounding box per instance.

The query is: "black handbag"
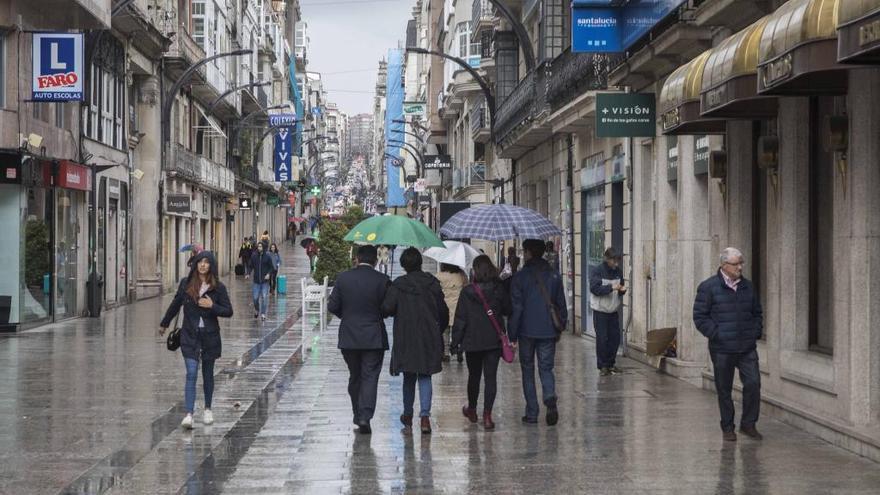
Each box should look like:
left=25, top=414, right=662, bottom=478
left=166, top=312, right=182, bottom=351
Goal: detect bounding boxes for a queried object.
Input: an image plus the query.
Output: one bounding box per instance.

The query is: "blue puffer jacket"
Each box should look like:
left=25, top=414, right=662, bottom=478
left=692, top=271, right=763, bottom=354
left=509, top=258, right=567, bottom=341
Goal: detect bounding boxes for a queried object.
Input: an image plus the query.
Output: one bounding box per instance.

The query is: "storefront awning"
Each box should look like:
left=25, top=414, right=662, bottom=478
left=700, top=16, right=777, bottom=118
left=757, top=0, right=847, bottom=95
left=659, top=50, right=726, bottom=135
left=196, top=108, right=227, bottom=140
left=837, top=0, right=880, bottom=63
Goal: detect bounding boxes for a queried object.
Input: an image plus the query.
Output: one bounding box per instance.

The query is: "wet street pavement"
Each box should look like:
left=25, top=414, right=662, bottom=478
left=2, top=243, right=880, bottom=494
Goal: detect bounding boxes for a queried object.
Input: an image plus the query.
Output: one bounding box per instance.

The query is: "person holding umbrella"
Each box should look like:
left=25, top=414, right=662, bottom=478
left=381, top=248, right=449, bottom=434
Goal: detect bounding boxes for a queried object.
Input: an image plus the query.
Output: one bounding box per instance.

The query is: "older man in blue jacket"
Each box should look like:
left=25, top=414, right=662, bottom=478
left=693, top=247, right=764, bottom=442
left=510, top=239, right=568, bottom=426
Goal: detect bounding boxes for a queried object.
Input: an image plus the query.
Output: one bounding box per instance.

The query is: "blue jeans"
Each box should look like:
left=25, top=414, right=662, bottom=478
left=518, top=336, right=557, bottom=419
left=252, top=282, right=269, bottom=315
left=402, top=373, right=433, bottom=417
left=184, top=357, right=215, bottom=414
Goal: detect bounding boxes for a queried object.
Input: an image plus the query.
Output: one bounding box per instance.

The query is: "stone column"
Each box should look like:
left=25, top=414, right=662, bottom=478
left=133, top=75, right=162, bottom=299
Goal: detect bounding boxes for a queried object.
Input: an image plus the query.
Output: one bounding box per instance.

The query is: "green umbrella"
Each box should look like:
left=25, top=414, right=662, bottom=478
left=344, top=215, right=444, bottom=248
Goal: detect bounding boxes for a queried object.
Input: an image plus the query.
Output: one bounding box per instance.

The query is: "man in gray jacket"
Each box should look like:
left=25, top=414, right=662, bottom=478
left=328, top=245, right=391, bottom=434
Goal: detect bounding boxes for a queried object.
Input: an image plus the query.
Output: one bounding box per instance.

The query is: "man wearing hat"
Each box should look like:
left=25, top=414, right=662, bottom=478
left=589, top=247, right=627, bottom=376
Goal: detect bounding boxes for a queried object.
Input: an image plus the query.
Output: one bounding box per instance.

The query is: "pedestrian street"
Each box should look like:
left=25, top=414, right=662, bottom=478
left=1, top=242, right=878, bottom=494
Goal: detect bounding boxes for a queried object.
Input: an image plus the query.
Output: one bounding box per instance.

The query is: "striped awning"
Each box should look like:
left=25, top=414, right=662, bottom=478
left=700, top=16, right=777, bottom=118
left=757, top=0, right=847, bottom=95
left=659, top=50, right=725, bottom=135
left=837, top=0, right=880, bottom=63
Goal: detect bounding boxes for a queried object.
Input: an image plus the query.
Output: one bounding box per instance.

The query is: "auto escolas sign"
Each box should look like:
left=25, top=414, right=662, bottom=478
left=32, top=33, right=84, bottom=102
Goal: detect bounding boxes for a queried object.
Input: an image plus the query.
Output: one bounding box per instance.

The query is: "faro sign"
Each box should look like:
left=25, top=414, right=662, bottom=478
left=32, top=33, right=84, bottom=102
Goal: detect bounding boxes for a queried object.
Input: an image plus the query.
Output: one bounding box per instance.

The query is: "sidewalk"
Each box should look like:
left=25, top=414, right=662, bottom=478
left=212, top=317, right=880, bottom=495
left=0, top=241, right=311, bottom=495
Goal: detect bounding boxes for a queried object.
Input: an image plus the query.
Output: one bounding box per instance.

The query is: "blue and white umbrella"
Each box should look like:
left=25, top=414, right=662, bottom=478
left=439, top=204, right=562, bottom=241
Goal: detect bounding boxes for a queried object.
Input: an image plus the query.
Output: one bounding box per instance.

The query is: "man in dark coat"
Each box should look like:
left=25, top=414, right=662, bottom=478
left=381, top=247, right=449, bottom=434
left=249, top=241, right=275, bottom=320
left=693, top=247, right=764, bottom=442
left=589, top=247, right=627, bottom=376
left=509, top=239, right=567, bottom=426
left=328, top=245, right=391, bottom=435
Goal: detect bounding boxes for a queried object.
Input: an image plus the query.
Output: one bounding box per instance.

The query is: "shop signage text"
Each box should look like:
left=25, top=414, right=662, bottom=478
left=860, top=18, right=880, bottom=47
left=423, top=155, right=452, bottom=170
left=667, top=136, right=678, bottom=182
left=572, top=1, right=687, bottom=54
left=166, top=193, right=191, bottom=214
left=403, top=102, right=426, bottom=116
left=238, top=197, right=252, bottom=210
left=268, top=113, right=297, bottom=127
left=42, top=160, right=92, bottom=191
left=694, top=135, right=709, bottom=175
left=32, top=33, right=84, bottom=102
left=759, top=53, right=793, bottom=88
left=596, top=93, right=656, bottom=137
left=274, top=127, right=293, bottom=182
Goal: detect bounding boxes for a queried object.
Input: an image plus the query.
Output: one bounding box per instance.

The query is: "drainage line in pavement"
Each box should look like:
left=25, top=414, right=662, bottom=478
left=57, top=309, right=303, bottom=495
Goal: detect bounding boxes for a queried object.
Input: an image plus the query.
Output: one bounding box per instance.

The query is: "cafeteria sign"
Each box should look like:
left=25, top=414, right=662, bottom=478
left=596, top=93, right=656, bottom=138
left=32, top=32, right=84, bottom=101
left=403, top=102, right=426, bottom=116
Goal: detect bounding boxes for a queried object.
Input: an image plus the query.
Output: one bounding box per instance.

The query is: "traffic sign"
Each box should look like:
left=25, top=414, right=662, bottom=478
left=414, top=178, right=426, bottom=192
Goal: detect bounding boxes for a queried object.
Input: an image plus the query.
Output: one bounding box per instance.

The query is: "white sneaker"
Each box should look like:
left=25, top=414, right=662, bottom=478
left=181, top=413, right=194, bottom=430
left=203, top=409, right=214, bottom=425
left=260, top=314, right=267, bottom=321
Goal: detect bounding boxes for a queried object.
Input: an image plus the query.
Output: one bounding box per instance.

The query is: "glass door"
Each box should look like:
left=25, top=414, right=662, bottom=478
left=54, top=189, right=79, bottom=320
left=21, top=187, right=52, bottom=326
left=580, top=187, right=606, bottom=337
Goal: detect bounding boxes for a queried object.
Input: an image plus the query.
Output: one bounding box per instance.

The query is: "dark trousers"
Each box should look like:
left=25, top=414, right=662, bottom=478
left=465, top=349, right=502, bottom=412
left=269, top=270, right=278, bottom=292
left=341, top=349, right=385, bottom=424
left=593, top=310, right=621, bottom=369
left=710, top=350, right=761, bottom=432
left=518, top=336, right=557, bottom=419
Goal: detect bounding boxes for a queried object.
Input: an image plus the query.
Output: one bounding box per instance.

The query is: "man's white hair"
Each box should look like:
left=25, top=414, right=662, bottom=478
left=720, top=247, right=744, bottom=266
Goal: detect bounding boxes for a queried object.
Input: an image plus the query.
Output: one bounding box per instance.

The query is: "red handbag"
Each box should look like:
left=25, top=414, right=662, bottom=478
left=471, top=283, right=516, bottom=363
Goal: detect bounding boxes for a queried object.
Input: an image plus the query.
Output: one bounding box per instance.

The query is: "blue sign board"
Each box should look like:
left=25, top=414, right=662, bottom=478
left=310, top=107, right=322, bottom=116
left=572, top=7, right=622, bottom=53
left=273, top=127, right=293, bottom=182
left=572, top=0, right=687, bottom=54
left=269, top=113, right=297, bottom=127
left=32, top=33, right=84, bottom=102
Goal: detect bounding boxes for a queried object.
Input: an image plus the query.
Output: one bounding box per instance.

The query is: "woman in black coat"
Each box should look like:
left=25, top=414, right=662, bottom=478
left=159, top=251, right=233, bottom=430
left=381, top=247, right=449, bottom=434
left=452, top=255, right=512, bottom=429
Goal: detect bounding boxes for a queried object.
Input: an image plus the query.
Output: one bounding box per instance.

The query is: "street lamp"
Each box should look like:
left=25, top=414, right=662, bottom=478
left=405, top=47, right=495, bottom=136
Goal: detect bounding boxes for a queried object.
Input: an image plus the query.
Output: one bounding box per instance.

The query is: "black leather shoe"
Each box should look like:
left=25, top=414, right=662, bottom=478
left=740, top=426, right=763, bottom=440
left=357, top=421, right=372, bottom=434
left=723, top=431, right=737, bottom=442
left=521, top=416, right=538, bottom=424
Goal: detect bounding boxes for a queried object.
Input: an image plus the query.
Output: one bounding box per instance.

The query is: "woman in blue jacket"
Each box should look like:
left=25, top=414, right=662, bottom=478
left=159, top=251, right=233, bottom=430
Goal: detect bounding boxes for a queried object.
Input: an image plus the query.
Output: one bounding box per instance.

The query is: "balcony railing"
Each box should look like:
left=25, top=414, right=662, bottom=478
left=167, top=143, right=199, bottom=180
left=469, top=97, right=488, bottom=133
left=471, top=0, right=495, bottom=33
left=546, top=50, right=622, bottom=110
left=494, top=71, right=536, bottom=143
left=453, top=162, right=486, bottom=192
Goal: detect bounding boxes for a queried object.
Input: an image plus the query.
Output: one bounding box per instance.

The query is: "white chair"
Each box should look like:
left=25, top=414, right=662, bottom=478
left=301, top=276, right=328, bottom=351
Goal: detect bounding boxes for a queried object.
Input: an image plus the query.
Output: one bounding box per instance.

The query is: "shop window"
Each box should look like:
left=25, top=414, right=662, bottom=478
left=32, top=102, right=50, bottom=123
left=21, top=187, right=52, bottom=325
left=0, top=32, right=6, bottom=108
left=808, top=96, right=837, bottom=355
left=191, top=0, right=206, bottom=47
left=54, top=103, right=65, bottom=129
left=752, top=120, right=771, bottom=341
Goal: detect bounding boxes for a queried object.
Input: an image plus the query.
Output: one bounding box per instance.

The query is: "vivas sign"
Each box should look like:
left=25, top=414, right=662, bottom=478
left=572, top=0, right=688, bottom=54
left=596, top=93, right=656, bottom=137
left=274, top=127, right=294, bottom=182
left=32, top=33, right=84, bottom=102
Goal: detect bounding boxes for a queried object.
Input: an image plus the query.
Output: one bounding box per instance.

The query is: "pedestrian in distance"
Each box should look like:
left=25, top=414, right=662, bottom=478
left=260, top=230, right=271, bottom=244
left=381, top=247, right=449, bottom=435
left=509, top=239, right=567, bottom=426
left=544, top=241, right=560, bottom=272
left=377, top=245, right=391, bottom=275
left=451, top=255, right=511, bottom=430
left=328, top=245, right=392, bottom=435
left=590, top=247, right=627, bottom=376
left=268, top=243, right=282, bottom=294
left=249, top=241, right=274, bottom=320
left=436, top=263, right=468, bottom=363
left=305, top=238, right=319, bottom=273
left=693, top=247, right=764, bottom=442
left=159, top=251, right=233, bottom=430
left=238, top=238, right=252, bottom=277
left=500, top=246, right=520, bottom=280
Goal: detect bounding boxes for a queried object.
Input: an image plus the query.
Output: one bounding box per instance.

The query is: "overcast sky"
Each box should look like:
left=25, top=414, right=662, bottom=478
left=301, top=0, right=414, bottom=116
